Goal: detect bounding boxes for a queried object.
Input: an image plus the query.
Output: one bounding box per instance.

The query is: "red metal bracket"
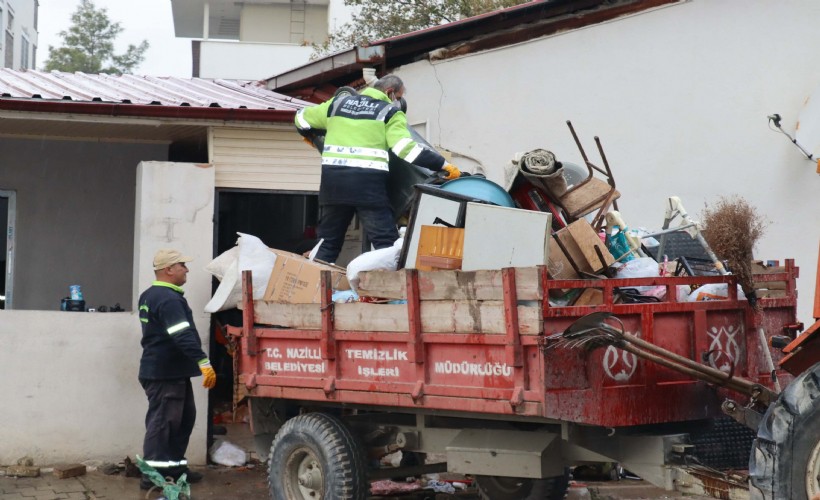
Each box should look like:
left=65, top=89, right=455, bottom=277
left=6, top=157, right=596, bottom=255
left=244, top=373, right=257, bottom=390
left=320, top=271, right=337, bottom=360
left=510, top=386, right=524, bottom=408
left=411, top=381, right=425, bottom=404
left=323, top=376, right=336, bottom=397
left=241, top=270, right=257, bottom=357
left=503, top=267, right=524, bottom=367
left=406, top=269, right=424, bottom=364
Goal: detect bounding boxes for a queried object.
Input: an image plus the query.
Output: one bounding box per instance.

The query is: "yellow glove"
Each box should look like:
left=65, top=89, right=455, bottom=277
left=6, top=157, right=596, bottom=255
left=199, top=359, right=216, bottom=389
left=442, top=163, right=460, bottom=180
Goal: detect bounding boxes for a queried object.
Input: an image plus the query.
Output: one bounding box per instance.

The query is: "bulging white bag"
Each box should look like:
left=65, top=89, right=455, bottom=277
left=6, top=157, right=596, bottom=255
left=346, top=238, right=403, bottom=294
left=204, top=232, right=277, bottom=312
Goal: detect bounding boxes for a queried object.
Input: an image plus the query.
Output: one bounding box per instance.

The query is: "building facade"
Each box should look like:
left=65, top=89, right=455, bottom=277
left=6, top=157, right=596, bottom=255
left=0, top=0, right=37, bottom=70
left=171, top=0, right=352, bottom=80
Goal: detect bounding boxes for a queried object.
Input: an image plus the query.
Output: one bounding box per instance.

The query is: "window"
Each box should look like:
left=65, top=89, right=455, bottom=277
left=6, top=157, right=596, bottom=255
left=20, top=36, right=27, bottom=68
left=4, top=30, right=11, bottom=68
left=0, top=190, right=16, bottom=309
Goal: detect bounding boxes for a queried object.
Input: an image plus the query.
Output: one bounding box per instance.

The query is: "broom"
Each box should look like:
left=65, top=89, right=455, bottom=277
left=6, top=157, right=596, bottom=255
left=700, top=196, right=768, bottom=309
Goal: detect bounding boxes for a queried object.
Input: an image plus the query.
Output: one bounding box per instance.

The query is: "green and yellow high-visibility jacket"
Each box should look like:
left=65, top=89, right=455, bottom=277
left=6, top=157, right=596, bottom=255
left=295, top=87, right=446, bottom=207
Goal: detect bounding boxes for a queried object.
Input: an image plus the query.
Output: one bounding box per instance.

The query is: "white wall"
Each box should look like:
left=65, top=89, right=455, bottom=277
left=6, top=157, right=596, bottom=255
left=199, top=39, right=313, bottom=79
left=397, top=1, right=820, bottom=322
left=134, top=161, right=215, bottom=465
left=0, top=161, right=216, bottom=466
left=0, top=311, right=144, bottom=464
left=240, top=3, right=328, bottom=45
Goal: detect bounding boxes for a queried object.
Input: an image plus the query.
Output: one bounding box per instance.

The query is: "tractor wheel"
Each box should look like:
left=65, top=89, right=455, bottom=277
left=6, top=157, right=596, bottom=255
left=475, top=473, right=569, bottom=500
left=749, top=361, right=820, bottom=500
left=268, top=413, right=367, bottom=500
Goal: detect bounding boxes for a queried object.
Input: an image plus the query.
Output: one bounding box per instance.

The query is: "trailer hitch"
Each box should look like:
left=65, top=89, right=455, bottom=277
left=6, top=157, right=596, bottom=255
left=548, top=312, right=779, bottom=406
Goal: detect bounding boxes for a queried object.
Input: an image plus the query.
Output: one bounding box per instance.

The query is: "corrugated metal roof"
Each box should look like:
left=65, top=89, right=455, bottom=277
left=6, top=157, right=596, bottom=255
left=0, top=69, right=307, bottom=111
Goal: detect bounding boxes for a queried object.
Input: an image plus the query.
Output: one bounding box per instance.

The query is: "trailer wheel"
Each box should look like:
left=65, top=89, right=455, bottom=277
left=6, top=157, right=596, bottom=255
left=268, top=413, right=366, bottom=500
left=475, top=473, right=569, bottom=500
left=749, top=361, right=820, bottom=500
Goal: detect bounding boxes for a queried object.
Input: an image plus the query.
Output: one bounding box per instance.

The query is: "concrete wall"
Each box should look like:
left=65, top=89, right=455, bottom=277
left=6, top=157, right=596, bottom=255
left=0, top=311, right=143, bottom=464
left=0, top=161, right=215, bottom=466
left=240, top=3, right=328, bottom=44
left=0, top=138, right=167, bottom=311
left=396, top=1, right=820, bottom=322
left=133, top=161, right=216, bottom=464
left=199, top=40, right=313, bottom=79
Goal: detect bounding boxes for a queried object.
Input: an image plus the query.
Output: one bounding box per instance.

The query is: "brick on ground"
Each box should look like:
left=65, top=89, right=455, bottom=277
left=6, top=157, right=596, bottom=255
left=52, top=465, right=86, bottom=480
left=4, top=466, right=40, bottom=478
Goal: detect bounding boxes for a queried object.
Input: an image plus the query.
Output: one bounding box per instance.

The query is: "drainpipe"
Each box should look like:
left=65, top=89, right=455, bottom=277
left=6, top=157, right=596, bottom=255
left=362, top=68, right=378, bottom=87
left=203, top=3, right=210, bottom=40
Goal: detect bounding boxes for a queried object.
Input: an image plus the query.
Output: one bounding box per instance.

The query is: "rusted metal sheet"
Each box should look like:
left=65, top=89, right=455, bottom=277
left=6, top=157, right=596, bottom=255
left=230, top=263, right=798, bottom=428
left=0, top=69, right=306, bottom=110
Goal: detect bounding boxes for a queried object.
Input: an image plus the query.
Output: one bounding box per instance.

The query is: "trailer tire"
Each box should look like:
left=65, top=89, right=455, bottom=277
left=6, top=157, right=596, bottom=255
left=475, top=473, right=569, bottom=500
left=268, top=412, right=367, bottom=500
left=749, top=361, right=820, bottom=500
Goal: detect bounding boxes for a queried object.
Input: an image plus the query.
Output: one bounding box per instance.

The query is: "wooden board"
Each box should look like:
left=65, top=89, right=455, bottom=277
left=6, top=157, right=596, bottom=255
left=555, top=219, right=614, bottom=274
left=560, top=178, right=619, bottom=218
left=356, top=268, right=542, bottom=301
left=250, top=300, right=543, bottom=335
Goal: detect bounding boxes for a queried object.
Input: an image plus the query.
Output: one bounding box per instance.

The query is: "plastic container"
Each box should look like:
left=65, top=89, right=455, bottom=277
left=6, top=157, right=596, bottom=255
left=439, top=177, right=515, bottom=207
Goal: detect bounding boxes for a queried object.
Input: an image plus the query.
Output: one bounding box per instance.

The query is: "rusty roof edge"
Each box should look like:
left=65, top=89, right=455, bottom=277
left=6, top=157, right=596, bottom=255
left=0, top=98, right=297, bottom=123
left=263, top=0, right=600, bottom=92
left=265, top=0, right=679, bottom=94
left=425, top=0, right=683, bottom=63
left=264, top=45, right=385, bottom=93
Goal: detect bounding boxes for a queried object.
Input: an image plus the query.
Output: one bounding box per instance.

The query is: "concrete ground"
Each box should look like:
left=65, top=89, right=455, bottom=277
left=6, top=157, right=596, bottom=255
left=0, top=423, right=714, bottom=500
left=0, top=469, right=716, bottom=500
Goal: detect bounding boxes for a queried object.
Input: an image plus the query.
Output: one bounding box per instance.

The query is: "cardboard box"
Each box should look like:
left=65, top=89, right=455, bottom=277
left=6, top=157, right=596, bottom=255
left=547, top=237, right=580, bottom=281
left=263, top=249, right=350, bottom=304
left=572, top=288, right=603, bottom=306
left=554, top=219, right=614, bottom=274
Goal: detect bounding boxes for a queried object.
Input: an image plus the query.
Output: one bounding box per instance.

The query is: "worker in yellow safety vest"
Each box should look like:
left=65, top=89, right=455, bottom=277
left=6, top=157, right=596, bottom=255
left=295, top=74, right=460, bottom=263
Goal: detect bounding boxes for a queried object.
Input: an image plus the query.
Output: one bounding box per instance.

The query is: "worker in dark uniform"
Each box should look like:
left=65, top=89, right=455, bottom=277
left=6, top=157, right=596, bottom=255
left=138, top=248, right=216, bottom=490
left=295, top=74, right=460, bottom=263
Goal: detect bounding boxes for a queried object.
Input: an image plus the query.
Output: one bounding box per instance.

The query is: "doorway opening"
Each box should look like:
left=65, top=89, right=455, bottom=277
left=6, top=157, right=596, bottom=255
left=208, top=189, right=320, bottom=452
left=0, top=190, right=16, bottom=310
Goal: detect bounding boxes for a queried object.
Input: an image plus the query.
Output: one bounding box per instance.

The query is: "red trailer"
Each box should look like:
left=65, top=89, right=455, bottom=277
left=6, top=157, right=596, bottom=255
left=228, top=257, right=810, bottom=500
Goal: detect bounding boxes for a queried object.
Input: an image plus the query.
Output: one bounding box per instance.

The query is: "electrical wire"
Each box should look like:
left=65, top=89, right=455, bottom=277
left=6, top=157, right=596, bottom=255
left=768, top=115, right=816, bottom=161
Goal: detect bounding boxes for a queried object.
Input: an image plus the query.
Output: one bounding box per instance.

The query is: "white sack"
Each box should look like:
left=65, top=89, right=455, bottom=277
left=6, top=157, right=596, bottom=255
left=209, top=439, right=247, bottom=467
left=346, top=238, right=403, bottom=294
left=687, top=283, right=744, bottom=302
left=204, top=232, right=277, bottom=313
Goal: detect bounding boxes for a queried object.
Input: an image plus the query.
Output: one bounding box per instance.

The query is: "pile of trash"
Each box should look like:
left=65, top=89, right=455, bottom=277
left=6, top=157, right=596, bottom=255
left=205, top=125, right=769, bottom=311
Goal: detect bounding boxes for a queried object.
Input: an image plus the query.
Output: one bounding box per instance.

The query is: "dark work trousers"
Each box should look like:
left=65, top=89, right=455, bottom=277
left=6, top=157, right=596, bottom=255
left=315, top=204, right=399, bottom=263
left=140, top=378, right=196, bottom=478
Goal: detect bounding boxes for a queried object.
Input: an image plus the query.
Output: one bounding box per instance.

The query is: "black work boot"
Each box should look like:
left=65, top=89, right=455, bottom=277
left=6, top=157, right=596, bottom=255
left=139, top=474, right=155, bottom=490
left=180, top=469, right=203, bottom=483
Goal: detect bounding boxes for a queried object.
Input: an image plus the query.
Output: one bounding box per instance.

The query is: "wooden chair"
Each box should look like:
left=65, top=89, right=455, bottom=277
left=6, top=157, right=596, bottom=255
left=553, top=121, right=620, bottom=230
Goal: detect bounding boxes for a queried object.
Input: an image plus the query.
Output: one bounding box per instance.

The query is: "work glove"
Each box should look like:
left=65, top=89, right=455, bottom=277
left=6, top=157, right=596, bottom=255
left=199, top=359, right=217, bottom=389
left=442, top=163, right=461, bottom=180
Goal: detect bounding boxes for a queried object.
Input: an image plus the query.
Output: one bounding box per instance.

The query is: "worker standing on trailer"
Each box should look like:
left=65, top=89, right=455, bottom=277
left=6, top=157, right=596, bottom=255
left=137, top=249, right=216, bottom=490
left=295, top=74, right=460, bottom=263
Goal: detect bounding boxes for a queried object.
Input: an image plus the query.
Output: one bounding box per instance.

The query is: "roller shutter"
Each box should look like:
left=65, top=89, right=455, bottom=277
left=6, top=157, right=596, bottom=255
left=210, top=126, right=320, bottom=191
